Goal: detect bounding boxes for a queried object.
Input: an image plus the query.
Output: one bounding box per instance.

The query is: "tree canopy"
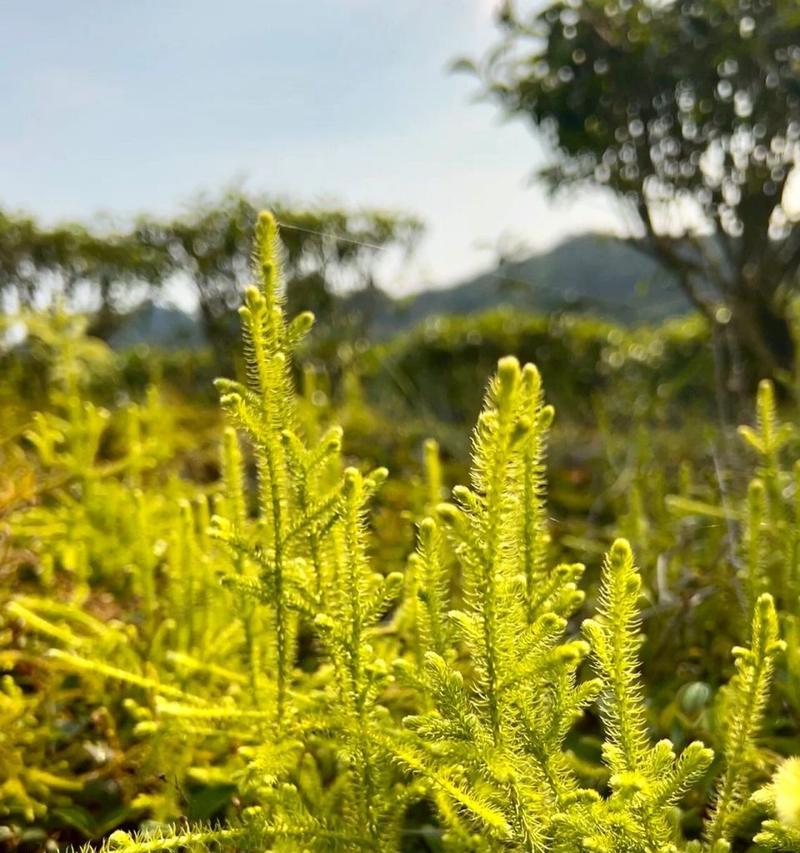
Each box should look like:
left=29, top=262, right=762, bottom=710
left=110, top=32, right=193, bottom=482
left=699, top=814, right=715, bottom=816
left=472, top=0, right=800, bottom=383
left=0, top=191, right=422, bottom=348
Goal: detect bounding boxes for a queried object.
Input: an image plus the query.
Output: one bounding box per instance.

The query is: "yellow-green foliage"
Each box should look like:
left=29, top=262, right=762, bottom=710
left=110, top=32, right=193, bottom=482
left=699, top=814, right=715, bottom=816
left=1, top=213, right=798, bottom=852
left=755, top=757, right=800, bottom=850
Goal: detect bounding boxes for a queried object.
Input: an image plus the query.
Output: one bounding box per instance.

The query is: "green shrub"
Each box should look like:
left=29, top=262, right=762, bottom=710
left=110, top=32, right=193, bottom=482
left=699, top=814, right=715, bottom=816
left=3, top=214, right=800, bottom=852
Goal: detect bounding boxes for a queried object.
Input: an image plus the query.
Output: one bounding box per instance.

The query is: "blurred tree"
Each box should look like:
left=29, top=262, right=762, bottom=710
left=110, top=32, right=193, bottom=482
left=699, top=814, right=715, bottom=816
left=470, top=0, right=800, bottom=384
left=136, top=192, right=422, bottom=354
left=0, top=211, right=164, bottom=336
left=0, top=194, right=422, bottom=355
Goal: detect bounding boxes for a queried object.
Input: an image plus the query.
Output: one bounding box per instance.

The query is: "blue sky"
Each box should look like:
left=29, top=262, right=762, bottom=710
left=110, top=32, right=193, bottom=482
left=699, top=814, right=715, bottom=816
left=0, top=0, right=624, bottom=296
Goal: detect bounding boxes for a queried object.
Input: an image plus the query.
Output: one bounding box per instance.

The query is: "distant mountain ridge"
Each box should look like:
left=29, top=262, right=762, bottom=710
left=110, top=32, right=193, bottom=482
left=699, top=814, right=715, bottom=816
left=110, top=233, right=691, bottom=349
left=347, top=233, right=690, bottom=337
left=107, top=301, right=206, bottom=350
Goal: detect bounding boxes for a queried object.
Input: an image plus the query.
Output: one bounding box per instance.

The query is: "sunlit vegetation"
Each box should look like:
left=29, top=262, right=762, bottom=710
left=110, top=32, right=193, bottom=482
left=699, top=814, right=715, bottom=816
left=2, top=215, right=800, bottom=852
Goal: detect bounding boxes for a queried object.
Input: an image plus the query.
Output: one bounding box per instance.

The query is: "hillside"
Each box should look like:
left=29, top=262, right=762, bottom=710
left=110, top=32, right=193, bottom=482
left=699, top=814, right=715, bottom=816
left=351, top=232, right=690, bottom=337
left=107, top=301, right=206, bottom=350
left=110, top=233, right=691, bottom=348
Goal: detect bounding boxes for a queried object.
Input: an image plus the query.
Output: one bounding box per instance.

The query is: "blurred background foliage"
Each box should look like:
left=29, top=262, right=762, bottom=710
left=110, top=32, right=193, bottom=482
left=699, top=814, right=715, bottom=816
left=469, top=0, right=800, bottom=389
left=0, top=191, right=422, bottom=365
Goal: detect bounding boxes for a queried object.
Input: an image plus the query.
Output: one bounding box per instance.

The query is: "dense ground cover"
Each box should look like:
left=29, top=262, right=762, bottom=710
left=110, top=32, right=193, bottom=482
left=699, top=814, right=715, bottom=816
left=2, top=216, right=800, bottom=851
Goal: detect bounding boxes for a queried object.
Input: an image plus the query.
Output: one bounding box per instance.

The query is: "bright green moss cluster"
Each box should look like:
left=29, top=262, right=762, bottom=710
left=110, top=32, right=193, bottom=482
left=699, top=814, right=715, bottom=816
left=3, top=214, right=800, bottom=851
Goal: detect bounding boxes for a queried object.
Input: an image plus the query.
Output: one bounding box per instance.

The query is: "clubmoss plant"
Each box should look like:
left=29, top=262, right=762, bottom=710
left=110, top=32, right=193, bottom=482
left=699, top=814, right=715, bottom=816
left=2, top=213, right=793, bottom=852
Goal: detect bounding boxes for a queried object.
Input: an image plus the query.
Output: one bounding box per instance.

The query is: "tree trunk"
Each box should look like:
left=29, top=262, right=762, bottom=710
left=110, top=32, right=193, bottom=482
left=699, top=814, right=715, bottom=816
left=728, top=290, right=796, bottom=390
